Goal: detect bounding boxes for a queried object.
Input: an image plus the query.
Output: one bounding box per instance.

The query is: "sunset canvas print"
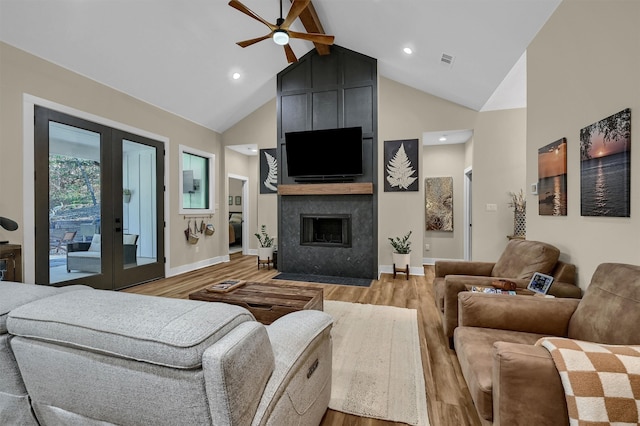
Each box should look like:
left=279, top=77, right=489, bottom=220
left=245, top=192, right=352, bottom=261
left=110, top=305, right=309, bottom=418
left=538, top=138, right=568, bottom=216
left=580, top=108, right=631, bottom=217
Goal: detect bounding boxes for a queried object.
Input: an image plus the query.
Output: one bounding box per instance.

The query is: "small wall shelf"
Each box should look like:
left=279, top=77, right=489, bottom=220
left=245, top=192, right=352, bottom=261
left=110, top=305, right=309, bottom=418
left=278, top=183, right=373, bottom=196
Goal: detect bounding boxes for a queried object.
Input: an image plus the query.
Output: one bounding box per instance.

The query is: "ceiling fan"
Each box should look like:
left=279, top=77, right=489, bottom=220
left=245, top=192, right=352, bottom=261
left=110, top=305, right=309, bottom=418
left=228, top=0, right=335, bottom=63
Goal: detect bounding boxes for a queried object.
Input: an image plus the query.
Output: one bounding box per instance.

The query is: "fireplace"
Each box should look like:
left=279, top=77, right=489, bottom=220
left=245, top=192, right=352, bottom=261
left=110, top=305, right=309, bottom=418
left=279, top=194, right=375, bottom=279
left=300, top=214, right=351, bottom=248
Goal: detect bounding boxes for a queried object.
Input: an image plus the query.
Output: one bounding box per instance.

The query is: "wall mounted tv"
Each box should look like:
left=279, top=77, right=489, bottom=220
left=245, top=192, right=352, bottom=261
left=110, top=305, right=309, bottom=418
left=285, top=126, right=363, bottom=182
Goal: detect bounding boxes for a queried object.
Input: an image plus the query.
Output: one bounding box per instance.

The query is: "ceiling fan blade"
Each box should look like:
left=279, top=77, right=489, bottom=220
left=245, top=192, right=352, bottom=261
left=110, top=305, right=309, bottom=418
left=284, top=44, right=298, bottom=63
left=228, top=0, right=276, bottom=31
left=281, top=0, right=311, bottom=29
left=236, top=34, right=273, bottom=48
left=288, top=31, right=335, bottom=45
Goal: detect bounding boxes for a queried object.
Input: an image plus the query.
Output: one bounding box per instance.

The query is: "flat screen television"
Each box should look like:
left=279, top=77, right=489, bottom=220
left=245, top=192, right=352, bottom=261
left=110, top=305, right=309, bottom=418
left=285, top=126, right=363, bottom=182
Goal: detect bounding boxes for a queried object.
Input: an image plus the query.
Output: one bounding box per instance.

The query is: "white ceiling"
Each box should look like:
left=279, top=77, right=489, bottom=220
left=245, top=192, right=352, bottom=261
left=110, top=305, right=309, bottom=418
left=0, top=0, right=560, bottom=134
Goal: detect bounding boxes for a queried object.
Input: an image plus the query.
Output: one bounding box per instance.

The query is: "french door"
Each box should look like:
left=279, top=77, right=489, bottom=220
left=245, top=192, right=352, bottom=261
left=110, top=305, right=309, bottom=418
left=34, top=106, right=165, bottom=290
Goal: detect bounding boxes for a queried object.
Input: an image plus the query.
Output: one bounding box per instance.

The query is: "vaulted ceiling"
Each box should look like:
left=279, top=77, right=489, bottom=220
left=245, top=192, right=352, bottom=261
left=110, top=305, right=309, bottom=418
left=0, top=0, right=561, bottom=133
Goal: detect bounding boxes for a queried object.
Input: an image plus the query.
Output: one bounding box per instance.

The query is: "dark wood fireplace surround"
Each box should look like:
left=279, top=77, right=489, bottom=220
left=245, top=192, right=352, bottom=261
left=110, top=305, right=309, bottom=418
left=276, top=46, right=378, bottom=279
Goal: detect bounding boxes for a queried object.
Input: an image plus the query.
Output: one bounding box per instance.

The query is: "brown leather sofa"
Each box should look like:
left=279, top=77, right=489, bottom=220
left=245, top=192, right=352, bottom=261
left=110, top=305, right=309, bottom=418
left=434, top=239, right=581, bottom=341
left=453, top=262, right=640, bottom=425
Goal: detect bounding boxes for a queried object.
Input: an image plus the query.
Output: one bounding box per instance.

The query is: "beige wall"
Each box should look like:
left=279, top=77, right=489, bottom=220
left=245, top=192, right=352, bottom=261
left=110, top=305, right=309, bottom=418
left=222, top=99, right=277, bottom=251
left=527, top=0, right=640, bottom=288
left=228, top=177, right=244, bottom=213
left=1, top=39, right=533, bottom=278
left=378, top=77, right=479, bottom=269
left=222, top=76, right=529, bottom=270
left=0, top=42, right=226, bottom=278
left=422, top=143, right=467, bottom=260
left=472, top=108, right=527, bottom=261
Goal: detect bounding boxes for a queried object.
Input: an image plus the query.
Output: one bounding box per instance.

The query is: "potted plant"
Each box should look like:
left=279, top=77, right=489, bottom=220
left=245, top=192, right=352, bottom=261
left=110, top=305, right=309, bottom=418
left=255, top=224, right=275, bottom=260
left=388, top=231, right=412, bottom=268
left=123, top=188, right=132, bottom=204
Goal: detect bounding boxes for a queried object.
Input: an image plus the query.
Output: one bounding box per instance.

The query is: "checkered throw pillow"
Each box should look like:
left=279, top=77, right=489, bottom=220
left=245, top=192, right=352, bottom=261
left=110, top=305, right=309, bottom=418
left=537, top=337, right=640, bottom=425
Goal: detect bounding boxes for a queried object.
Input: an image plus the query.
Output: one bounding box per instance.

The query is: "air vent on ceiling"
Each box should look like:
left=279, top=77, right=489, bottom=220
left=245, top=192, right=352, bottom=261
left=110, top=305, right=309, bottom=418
left=440, top=53, right=455, bottom=68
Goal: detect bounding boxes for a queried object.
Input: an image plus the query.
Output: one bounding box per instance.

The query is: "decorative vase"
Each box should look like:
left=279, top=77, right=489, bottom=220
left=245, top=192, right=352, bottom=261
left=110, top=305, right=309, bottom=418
left=513, top=210, right=526, bottom=238
left=258, top=247, right=274, bottom=261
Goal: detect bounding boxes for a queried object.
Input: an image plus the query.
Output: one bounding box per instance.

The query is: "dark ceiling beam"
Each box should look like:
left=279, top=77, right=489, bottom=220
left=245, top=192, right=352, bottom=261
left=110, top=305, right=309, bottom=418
left=291, top=0, right=331, bottom=56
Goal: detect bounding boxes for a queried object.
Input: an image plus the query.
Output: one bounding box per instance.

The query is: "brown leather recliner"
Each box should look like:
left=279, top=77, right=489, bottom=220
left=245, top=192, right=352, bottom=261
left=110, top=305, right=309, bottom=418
left=434, top=239, right=581, bottom=341
left=453, top=263, right=640, bottom=425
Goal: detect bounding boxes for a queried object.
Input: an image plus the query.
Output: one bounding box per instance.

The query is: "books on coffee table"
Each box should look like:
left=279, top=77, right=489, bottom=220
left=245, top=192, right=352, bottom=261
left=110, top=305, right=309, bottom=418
left=205, top=279, right=246, bottom=293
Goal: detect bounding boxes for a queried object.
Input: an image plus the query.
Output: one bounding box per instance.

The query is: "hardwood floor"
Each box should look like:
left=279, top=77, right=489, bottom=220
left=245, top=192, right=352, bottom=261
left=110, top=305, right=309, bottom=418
left=123, top=253, right=482, bottom=426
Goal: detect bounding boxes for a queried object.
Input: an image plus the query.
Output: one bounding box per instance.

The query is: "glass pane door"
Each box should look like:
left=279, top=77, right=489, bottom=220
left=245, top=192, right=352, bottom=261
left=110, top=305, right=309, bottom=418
left=115, top=133, right=165, bottom=289
left=35, top=107, right=113, bottom=288
left=48, top=122, right=103, bottom=284
left=35, top=107, right=164, bottom=289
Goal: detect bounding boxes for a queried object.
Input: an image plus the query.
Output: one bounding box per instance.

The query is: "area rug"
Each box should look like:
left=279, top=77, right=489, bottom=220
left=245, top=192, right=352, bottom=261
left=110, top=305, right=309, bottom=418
left=324, top=300, right=429, bottom=425
left=272, top=273, right=372, bottom=287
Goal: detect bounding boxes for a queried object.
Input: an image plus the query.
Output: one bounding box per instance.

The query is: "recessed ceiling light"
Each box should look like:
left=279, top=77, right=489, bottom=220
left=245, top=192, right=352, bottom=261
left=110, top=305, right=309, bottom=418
left=439, top=136, right=447, bottom=142
left=403, top=47, right=413, bottom=55
left=232, top=72, right=241, bottom=80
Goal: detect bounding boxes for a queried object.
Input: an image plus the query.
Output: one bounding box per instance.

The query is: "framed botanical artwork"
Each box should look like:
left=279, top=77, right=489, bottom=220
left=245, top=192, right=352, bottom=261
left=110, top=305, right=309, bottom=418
left=259, top=148, right=278, bottom=194
left=425, top=177, right=453, bottom=231
left=384, top=139, right=419, bottom=192
left=228, top=196, right=233, bottom=205
left=235, top=196, right=241, bottom=205
left=580, top=108, right=631, bottom=217
left=538, top=138, right=567, bottom=216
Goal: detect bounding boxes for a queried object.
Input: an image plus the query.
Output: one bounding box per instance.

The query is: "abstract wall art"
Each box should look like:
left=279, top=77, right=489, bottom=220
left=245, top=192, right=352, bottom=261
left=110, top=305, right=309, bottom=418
left=384, top=139, right=419, bottom=192
left=580, top=108, right=631, bottom=217
left=425, top=177, right=453, bottom=231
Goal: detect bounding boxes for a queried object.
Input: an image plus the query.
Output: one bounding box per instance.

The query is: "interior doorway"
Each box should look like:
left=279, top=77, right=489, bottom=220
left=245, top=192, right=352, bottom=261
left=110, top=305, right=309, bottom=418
left=228, top=174, right=248, bottom=255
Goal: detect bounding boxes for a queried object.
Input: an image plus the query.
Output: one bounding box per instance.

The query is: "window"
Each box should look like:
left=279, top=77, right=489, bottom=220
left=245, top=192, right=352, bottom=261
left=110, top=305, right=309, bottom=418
left=179, top=145, right=215, bottom=214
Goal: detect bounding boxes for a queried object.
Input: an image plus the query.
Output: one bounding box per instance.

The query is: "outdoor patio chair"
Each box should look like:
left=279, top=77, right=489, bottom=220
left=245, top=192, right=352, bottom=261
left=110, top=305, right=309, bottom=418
left=49, top=231, right=76, bottom=254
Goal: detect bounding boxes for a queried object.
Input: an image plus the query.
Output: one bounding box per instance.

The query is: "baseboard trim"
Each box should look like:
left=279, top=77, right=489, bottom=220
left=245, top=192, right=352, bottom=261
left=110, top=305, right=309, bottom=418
left=167, top=256, right=227, bottom=277
left=377, top=265, right=425, bottom=279
left=422, top=257, right=464, bottom=265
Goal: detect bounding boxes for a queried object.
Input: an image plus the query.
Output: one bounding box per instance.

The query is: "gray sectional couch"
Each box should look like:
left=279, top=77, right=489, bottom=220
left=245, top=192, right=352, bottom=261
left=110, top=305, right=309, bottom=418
left=0, top=281, right=333, bottom=425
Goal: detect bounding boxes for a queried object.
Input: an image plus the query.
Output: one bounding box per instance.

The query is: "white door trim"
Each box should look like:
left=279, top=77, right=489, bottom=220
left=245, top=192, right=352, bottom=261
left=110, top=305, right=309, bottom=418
left=463, top=166, right=473, bottom=261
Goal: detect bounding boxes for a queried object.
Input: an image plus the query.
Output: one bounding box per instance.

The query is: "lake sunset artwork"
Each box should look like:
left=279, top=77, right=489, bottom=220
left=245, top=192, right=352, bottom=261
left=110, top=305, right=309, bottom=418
left=538, top=138, right=568, bottom=216
left=580, top=108, right=631, bottom=217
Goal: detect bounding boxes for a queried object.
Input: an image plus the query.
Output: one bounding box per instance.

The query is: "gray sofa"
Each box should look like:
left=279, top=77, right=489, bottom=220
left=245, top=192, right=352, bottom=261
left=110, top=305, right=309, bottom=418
left=1, top=281, right=333, bottom=425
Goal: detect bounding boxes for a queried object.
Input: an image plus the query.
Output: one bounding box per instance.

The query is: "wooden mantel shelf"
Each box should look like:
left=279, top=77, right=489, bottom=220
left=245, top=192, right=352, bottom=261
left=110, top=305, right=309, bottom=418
left=278, top=182, right=374, bottom=196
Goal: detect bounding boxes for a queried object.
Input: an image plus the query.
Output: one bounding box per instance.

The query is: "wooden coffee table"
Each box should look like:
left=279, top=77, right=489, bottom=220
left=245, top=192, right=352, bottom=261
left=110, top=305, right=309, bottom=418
left=188, top=282, right=323, bottom=325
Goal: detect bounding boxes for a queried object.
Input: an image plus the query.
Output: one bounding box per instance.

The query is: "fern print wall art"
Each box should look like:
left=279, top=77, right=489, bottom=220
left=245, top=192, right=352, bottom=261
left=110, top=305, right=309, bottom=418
left=259, top=148, right=278, bottom=194
left=384, top=139, right=419, bottom=192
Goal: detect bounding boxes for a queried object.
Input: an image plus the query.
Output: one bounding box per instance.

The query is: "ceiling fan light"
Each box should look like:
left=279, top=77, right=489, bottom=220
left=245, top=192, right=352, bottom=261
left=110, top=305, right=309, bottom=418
left=273, top=30, right=289, bottom=46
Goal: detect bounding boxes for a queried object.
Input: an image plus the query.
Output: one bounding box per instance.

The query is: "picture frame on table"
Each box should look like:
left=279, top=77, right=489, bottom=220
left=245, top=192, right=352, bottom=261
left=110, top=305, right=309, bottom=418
left=527, top=272, right=554, bottom=294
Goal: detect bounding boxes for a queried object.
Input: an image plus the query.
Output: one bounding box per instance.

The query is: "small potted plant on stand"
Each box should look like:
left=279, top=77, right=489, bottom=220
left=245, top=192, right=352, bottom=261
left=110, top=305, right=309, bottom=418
left=388, top=231, right=412, bottom=279
left=123, top=188, right=132, bottom=204
left=255, top=225, right=274, bottom=268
